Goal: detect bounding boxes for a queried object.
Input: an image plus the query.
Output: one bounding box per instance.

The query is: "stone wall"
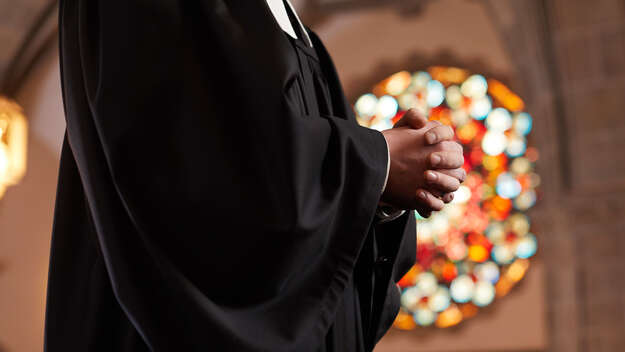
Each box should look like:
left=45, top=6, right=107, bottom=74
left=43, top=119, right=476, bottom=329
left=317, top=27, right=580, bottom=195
left=481, top=1, right=625, bottom=351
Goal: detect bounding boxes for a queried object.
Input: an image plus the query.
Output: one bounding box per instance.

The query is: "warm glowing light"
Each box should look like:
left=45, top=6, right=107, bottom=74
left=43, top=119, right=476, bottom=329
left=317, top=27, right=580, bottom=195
left=0, top=96, right=28, bottom=199
left=398, top=93, right=418, bottom=111
left=485, top=108, right=512, bottom=132
left=506, top=134, right=527, bottom=157
left=457, top=120, right=478, bottom=143
left=469, top=96, right=492, bottom=119
left=492, top=245, right=514, bottom=264
left=475, top=261, right=500, bottom=284
left=451, top=185, right=472, bottom=204
left=461, top=75, right=488, bottom=98
left=401, top=287, right=422, bottom=311
left=496, top=172, right=522, bottom=199
left=354, top=93, right=377, bottom=120
left=398, top=265, right=419, bottom=288
left=416, top=272, right=438, bottom=296
left=482, top=131, right=507, bottom=156
left=412, top=71, right=431, bottom=90
left=442, top=262, right=458, bottom=282
left=459, top=303, right=479, bottom=319
left=429, top=66, right=469, bottom=85
left=488, top=79, right=525, bottom=112
left=426, top=80, right=445, bottom=107
left=385, top=71, right=412, bottom=95
left=516, top=234, right=538, bottom=258
left=445, top=85, right=463, bottom=110
left=376, top=95, right=399, bottom=120
left=0, top=143, right=9, bottom=179
left=435, top=305, right=463, bottom=328
left=472, top=281, right=496, bottom=307
left=394, top=311, right=417, bottom=330
left=468, top=245, right=489, bottom=262
left=495, top=276, right=514, bottom=297
left=415, top=308, right=437, bottom=326
left=450, top=275, right=475, bottom=303
left=506, top=259, right=530, bottom=282
left=429, top=287, right=452, bottom=312
left=513, top=112, right=533, bottom=135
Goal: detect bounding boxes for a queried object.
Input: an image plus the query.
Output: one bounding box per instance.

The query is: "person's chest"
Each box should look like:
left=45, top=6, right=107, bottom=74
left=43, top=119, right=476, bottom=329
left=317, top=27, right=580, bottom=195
left=264, top=0, right=338, bottom=118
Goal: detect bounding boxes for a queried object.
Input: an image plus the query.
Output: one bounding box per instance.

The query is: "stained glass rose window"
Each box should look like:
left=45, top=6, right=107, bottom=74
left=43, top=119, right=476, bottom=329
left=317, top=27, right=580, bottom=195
left=354, top=67, right=539, bottom=329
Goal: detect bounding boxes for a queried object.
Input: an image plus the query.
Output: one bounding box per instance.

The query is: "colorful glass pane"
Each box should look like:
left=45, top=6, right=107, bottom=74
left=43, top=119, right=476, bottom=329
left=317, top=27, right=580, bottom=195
left=354, top=67, right=539, bottom=329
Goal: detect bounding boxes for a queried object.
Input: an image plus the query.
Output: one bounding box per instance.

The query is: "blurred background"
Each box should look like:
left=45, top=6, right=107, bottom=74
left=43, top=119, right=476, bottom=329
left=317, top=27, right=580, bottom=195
left=0, top=0, right=624, bottom=351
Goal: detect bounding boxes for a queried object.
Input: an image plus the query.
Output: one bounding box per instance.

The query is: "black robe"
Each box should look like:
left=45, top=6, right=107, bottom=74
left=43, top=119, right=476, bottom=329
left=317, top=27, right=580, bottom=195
left=45, top=1, right=416, bottom=351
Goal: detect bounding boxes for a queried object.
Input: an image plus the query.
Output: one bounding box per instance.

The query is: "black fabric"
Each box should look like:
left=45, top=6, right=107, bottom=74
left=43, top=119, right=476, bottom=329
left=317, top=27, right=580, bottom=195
left=45, top=1, right=416, bottom=351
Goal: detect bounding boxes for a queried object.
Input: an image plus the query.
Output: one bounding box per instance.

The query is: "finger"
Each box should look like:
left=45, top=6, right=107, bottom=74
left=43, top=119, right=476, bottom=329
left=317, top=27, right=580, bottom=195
left=394, top=109, right=428, bottom=129
left=437, top=168, right=467, bottom=183
left=439, top=140, right=463, bottom=153
left=430, top=151, right=465, bottom=169
left=423, top=188, right=455, bottom=204
left=416, top=188, right=444, bottom=211
left=442, top=192, right=455, bottom=203
left=424, top=170, right=461, bottom=193
left=416, top=206, right=432, bottom=218
left=424, top=125, right=455, bottom=145
left=426, top=120, right=442, bottom=127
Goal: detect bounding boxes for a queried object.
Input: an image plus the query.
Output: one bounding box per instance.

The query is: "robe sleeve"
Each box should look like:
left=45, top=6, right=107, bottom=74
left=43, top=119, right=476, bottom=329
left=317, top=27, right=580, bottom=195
left=60, top=0, right=389, bottom=350
left=371, top=211, right=417, bottom=344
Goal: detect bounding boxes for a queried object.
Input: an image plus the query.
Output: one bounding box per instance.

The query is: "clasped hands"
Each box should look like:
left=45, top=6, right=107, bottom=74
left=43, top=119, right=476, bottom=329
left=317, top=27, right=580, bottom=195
left=381, top=109, right=466, bottom=218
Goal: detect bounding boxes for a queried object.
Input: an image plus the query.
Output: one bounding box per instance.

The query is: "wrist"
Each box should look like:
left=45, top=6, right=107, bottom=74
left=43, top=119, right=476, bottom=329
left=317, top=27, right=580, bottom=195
left=376, top=203, right=406, bottom=223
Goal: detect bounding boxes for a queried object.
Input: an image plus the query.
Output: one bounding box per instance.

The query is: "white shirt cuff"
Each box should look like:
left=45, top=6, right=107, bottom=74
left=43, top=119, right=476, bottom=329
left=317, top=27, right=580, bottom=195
left=376, top=134, right=406, bottom=223
left=381, top=135, right=391, bottom=195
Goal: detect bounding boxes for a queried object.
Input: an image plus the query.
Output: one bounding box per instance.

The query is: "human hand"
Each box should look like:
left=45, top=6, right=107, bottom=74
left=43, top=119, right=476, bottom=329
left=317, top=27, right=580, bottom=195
left=381, top=109, right=465, bottom=217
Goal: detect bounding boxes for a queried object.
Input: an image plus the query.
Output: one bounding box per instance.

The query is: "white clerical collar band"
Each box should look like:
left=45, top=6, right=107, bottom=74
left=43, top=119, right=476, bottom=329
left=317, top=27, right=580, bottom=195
left=266, top=0, right=313, bottom=47
left=284, top=0, right=313, bottom=47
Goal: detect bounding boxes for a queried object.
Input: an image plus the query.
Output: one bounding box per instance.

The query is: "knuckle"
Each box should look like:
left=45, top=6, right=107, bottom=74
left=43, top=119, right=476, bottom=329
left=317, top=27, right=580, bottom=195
left=449, top=174, right=460, bottom=185
left=456, top=169, right=466, bottom=182
left=437, top=127, right=450, bottom=139
left=429, top=199, right=441, bottom=210
left=445, top=181, right=460, bottom=192
left=434, top=126, right=451, bottom=140
left=433, top=201, right=444, bottom=211
left=452, top=154, right=463, bottom=165
left=440, top=141, right=457, bottom=151
left=423, top=195, right=434, bottom=207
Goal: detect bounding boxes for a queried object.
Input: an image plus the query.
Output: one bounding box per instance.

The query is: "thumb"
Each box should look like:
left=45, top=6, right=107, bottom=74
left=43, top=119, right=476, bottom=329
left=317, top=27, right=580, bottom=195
left=394, top=108, right=428, bottom=129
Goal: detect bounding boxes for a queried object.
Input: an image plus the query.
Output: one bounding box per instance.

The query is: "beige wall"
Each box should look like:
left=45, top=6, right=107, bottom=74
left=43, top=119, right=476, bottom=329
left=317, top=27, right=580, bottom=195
left=0, top=48, right=64, bottom=352
left=314, top=0, right=514, bottom=92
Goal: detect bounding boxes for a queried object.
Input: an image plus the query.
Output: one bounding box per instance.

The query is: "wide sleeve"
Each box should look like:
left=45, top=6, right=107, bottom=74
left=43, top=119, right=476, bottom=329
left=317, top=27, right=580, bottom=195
left=372, top=211, right=417, bottom=345
left=59, top=0, right=388, bottom=351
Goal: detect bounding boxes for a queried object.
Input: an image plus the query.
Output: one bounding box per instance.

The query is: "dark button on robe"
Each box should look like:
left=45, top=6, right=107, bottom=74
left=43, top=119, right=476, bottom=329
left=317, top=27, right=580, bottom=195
left=45, top=1, right=416, bottom=351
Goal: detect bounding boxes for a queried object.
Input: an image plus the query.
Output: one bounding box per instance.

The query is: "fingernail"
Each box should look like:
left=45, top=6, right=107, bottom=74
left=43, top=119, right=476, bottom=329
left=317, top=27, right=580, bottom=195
left=431, top=154, right=441, bottom=166
left=426, top=171, right=437, bottom=181
left=425, top=132, right=437, bottom=144
left=449, top=193, right=454, bottom=200
left=418, top=191, right=427, bottom=200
